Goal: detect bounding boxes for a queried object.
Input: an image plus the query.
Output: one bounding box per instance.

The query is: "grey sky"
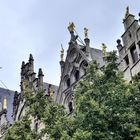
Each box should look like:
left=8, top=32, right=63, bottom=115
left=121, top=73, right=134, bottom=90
left=0, top=0, right=140, bottom=91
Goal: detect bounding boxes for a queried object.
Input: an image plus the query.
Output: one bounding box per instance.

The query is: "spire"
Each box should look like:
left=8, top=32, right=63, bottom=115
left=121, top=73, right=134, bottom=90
left=60, top=44, right=64, bottom=61
left=84, top=27, right=90, bottom=46
left=124, top=6, right=129, bottom=19
left=101, top=43, right=107, bottom=57
left=38, top=68, right=44, bottom=90
left=29, top=54, right=34, bottom=72
left=21, top=61, right=25, bottom=69
left=3, top=97, right=7, bottom=110
left=38, top=68, right=44, bottom=77
left=29, top=54, right=34, bottom=62
left=84, top=27, right=90, bottom=56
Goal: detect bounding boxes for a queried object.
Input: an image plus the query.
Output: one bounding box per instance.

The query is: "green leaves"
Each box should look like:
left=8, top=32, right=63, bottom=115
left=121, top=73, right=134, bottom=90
left=4, top=51, right=140, bottom=139
left=73, top=51, right=140, bottom=139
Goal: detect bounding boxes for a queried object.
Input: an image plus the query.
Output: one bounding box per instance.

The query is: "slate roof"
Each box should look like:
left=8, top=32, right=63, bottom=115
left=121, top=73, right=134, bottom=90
left=90, top=48, right=106, bottom=67
left=0, top=87, right=15, bottom=124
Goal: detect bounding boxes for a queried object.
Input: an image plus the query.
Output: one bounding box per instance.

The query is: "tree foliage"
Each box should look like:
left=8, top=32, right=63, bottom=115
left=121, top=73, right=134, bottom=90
left=4, top=51, right=140, bottom=140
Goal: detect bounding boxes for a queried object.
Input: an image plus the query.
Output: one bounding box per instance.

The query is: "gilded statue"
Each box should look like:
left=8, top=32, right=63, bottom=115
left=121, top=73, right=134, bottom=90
left=102, top=43, right=107, bottom=57
left=125, top=6, right=129, bottom=19
left=68, top=22, right=75, bottom=32
left=84, top=27, right=88, bottom=38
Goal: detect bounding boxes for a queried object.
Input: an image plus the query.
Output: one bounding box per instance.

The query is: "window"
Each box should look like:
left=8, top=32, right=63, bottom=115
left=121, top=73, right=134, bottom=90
left=129, top=32, right=132, bottom=38
left=66, top=78, right=71, bottom=88
left=75, top=70, right=80, bottom=81
left=68, top=101, right=73, bottom=113
left=130, top=45, right=138, bottom=63
left=124, top=55, right=129, bottom=66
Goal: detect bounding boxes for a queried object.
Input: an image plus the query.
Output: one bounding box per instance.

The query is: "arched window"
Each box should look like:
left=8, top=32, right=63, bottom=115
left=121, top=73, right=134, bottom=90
left=66, top=78, right=71, bottom=88
left=79, top=60, right=88, bottom=77
left=68, top=101, right=73, bottom=113
left=75, top=70, right=80, bottom=81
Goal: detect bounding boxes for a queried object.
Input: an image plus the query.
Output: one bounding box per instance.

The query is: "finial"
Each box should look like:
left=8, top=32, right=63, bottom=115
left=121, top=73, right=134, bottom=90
left=116, top=39, right=121, bottom=45
left=67, top=22, right=75, bottom=32
left=84, top=27, right=88, bottom=38
left=38, top=68, right=44, bottom=76
left=21, top=61, right=25, bottom=68
left=116, top=39, right=123, bottom=51
left=125, top=6, right=129, bottom=19
left=60, top=44, right=64, bottom=61
left=3, top=97, right=7, bottom=110
left=101, top=43, right=107, bottom=57
left=29, top=54, right=34, bottom=61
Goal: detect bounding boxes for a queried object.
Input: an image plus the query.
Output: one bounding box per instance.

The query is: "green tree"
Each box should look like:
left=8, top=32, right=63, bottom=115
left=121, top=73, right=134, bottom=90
left=72, top=51, right=140, bottom=139
left=4, top=51, right=140, bottom=139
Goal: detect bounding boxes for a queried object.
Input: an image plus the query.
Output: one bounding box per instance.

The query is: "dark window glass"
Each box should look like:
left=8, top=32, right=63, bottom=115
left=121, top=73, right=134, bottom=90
left=75, top=70, right=80, bottom=81
left=68, top=101, right=73, bottom=113
left=130, top=45, right=138, bottom=63
left=67, top=78, right=70, bottom=88
left=124, top=55, right=129, bottom=65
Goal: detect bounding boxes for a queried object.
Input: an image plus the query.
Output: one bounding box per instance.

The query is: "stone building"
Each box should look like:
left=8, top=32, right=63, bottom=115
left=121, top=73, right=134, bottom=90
left=0, top=88, right=15, bottom=138
left=56, top=23, right=107, bottom=112
left=117, top=7, right=140, bottom=81
left=12, top=54, right=58, bottom=132
left=56, top=8, right=140, bottom=111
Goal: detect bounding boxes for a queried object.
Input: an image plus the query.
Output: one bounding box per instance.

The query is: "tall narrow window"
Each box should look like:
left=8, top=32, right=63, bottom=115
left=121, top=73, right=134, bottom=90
left=124, top=55, right=129, bottom=66
left=66, top=78, right=71, bottom=88
left=75, top=70, right=80, bottom=81
left=130, top=45, right=138, bottom=63
left=68, top=101, right=73, bottom=113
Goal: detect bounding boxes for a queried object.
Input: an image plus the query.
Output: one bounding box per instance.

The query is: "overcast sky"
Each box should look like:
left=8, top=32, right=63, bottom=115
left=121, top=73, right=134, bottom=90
left=0, top=0, right=140, bottom=91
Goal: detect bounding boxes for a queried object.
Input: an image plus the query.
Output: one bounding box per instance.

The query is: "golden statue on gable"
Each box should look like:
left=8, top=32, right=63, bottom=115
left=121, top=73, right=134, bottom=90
left=84, top=27, right=88, bottom=38
left=68, top=22, right=75, bottom=32
left=125, top=6, right=129, bottom=19
left=101, top=43, right=107, bottom=57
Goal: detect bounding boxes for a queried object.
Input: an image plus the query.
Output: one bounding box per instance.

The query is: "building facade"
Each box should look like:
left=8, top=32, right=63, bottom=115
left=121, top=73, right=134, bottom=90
left=117, top=7, right=140, bottom=81
left=0, top=88, right=15, bottom=138
left=56, top=8, right=140, bottom=111
left=56, top=23, right=106, bottom=112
